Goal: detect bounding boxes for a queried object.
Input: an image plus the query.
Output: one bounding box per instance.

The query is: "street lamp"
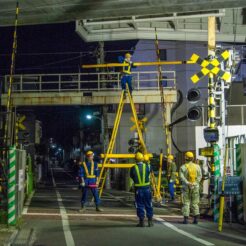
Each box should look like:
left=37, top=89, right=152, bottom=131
left=86, top=113, right=102, bottom=122
left=85, top=112, right=110, bottom=189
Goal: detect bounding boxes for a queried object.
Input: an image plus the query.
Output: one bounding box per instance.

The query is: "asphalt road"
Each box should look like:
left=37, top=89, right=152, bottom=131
left=12, top=167, right=246, bottom=246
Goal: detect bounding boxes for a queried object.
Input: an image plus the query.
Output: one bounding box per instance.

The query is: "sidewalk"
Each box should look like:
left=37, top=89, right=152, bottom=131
left=0, top=225, right=17, bottom=246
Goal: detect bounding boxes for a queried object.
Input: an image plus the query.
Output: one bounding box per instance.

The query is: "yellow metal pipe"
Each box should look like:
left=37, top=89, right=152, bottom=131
left=157, top=153, right=163, bottom=197
left=100, top=153, right=153, bottom=159
left=98, top=164, right=135, bottom=168
left=82, top=60, right=195, bottom=69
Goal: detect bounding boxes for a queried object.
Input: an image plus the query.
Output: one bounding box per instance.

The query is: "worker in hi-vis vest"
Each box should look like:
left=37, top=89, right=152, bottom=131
left=118, top=53, right=136, bottom=96
left=130, top=152, right=153, bottom=227
left=79, top=151, right=103, bottom=212
left=179, top=151, right=202, bottom=224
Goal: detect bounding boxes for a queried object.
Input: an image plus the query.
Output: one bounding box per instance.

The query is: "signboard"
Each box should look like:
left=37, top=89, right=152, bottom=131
left=218, top=176, right=242, bottom=195
left=199, top=147, right=214, bottom=157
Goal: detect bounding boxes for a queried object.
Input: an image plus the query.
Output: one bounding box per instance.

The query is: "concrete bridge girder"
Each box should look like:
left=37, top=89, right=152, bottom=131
left=1, top=90, right=177, bottom=106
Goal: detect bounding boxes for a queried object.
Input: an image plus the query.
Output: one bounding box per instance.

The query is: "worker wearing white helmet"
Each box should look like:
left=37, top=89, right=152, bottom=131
left=179, top=151, right=202, bottom=224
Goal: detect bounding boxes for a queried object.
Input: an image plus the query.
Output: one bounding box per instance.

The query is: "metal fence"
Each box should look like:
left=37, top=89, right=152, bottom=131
left=4, top=71, right=176, bottom=93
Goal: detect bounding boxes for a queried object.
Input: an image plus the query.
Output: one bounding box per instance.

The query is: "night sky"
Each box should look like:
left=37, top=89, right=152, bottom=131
left=0, top=22, right=138, bottom=149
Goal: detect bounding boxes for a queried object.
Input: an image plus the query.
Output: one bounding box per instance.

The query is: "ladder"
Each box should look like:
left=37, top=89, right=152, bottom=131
left=98, top=90, right=125, bottom=197
left=98, top=86, right=161, bottom=201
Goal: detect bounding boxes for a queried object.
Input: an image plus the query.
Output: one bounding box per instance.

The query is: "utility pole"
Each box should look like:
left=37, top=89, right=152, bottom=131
left=208, top=16, right=221, bottom=222
left=97, top=42, right=110, bottom=189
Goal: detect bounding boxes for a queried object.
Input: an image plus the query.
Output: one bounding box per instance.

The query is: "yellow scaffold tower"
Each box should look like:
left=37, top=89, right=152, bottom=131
left=98, top=85, right=161, bottom=201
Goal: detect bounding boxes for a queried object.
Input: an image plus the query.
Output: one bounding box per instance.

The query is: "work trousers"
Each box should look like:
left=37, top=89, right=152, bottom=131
left=81, top=187, right=100, bottom=206
left=121, top=75, right=133, bottom=94
left=135, top=187, right=153, bottom=220
left=181, top=186, right=200, bottom=216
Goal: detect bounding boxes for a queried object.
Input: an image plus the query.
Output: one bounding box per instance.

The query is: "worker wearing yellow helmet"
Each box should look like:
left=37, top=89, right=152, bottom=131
left=130, top=152, right=153, bottom=227
left=78, top=150, right=103, bottom=212
left=166, top=154, right=177, bottom=201
left=143, top=154, right=150, bottom=163
left=179, top=151, right=202, bottom=224
left=118, top=52, right=136, bottom=97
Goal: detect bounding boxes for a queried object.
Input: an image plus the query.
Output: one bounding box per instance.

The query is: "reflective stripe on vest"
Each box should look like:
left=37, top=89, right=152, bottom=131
left=83, top=161, right=96, bottom=178
left=134, top=163, right=150, bottom=187
left=122, top=60, right=131, bottom=74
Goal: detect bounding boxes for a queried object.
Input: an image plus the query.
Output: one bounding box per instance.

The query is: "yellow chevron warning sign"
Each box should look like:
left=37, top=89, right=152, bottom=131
left=190, top=50, right=231, bottom=83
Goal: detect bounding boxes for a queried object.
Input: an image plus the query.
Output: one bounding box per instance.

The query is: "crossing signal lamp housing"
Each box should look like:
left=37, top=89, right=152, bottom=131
left=187, top=106, right=202, bottom=121
left=187, top=88, right=201, bottom=103
left=128, top=138, right=140, bottom=153
left=203, top=127, right=219, bottom=143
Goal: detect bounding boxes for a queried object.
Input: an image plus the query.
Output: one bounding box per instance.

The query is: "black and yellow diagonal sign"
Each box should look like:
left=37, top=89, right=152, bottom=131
left=130, top=116, right=148, bottom=132
left=190, top=50, right=231, bottom=83
left=16, top=115, right=26, bottom=130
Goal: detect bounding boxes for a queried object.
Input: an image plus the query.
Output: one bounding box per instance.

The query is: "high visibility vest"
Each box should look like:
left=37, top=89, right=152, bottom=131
left=185, top=163, right=197, bottom=184
left=122, top=60, right=132, bottom=74
left=134, top=163, right=150, bottom=187
left=82, top=161, right=96, bottom=178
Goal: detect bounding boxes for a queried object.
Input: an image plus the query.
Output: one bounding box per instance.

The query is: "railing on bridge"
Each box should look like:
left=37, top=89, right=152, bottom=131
left=4, top=71, right=176, bottom=93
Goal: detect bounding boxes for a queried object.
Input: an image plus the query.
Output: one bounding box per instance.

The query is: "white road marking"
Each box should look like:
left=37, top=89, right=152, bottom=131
left=155, top=217, right=214, bottom=246
left=22, top=191, right=35, bottom=215
left=51, top=168, right=75, bottom=246
left=24, top=212, right=183, bottom=219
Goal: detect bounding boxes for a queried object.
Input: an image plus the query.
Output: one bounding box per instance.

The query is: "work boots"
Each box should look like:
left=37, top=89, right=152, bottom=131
left=79, top=205, right=85, bottom=213
left=193, top=215, right=199, bottom=224
left=148, top=218, right=154, bottom=227
left=183, top=216, right=189, bottom=224
left=96, top=206, right=103, bottom=212
left=136, top=219, right=145, bottom=227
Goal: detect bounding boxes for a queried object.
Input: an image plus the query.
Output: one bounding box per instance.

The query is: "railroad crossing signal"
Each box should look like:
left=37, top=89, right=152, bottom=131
left=190, top=50, right=231, bottom=83
left=130, top=116, right=147, bottom=132
left=16, top=115, right=26, bottom=131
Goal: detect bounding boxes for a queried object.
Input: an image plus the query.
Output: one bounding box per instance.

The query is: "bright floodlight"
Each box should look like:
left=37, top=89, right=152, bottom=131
left=86, top=115, right=92, bottom=120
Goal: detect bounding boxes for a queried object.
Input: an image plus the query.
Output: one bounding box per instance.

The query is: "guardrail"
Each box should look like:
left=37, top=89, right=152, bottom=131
left=4, top=71, right=176, bottom=93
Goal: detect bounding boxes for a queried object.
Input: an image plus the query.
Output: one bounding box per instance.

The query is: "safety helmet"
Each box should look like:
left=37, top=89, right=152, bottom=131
left=86, top=150, right=94, bottom=157
left=135, top=152, right=144, bottom=162
left=125, top=53, right=132, bottom=58
left=167, top=154, right=174, bottom=160
left=143, top=154, right=150, bottom=162
left=185, top=151, right=194, bottom=159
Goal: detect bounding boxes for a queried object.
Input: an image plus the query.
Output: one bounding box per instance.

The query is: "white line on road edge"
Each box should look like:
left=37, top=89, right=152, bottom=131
left=155, top=217, right=215, bottom=246
left=51, top=168, right=75, bottom=246
left=23, top=190, right=35, bottom=215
